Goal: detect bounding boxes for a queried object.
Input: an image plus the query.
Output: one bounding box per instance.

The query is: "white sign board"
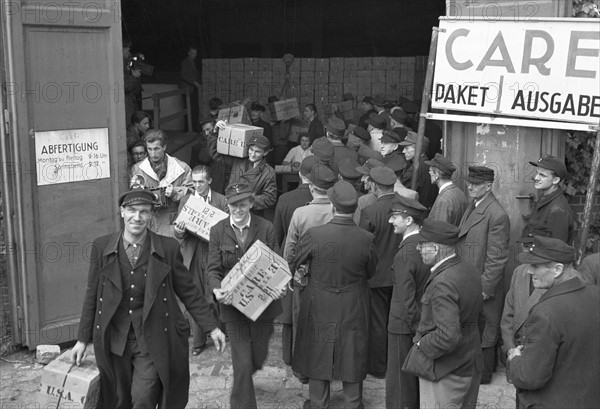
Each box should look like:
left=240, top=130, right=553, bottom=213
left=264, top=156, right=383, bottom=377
left=35, top=128, right=110, bottom=186
left=433, top=18, right=600, bottom=125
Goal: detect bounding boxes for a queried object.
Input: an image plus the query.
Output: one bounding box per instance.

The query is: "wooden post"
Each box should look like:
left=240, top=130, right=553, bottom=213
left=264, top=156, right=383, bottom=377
left=577, top=129, right=600, bottom=265
left=411, top=26, right=439, bottom=190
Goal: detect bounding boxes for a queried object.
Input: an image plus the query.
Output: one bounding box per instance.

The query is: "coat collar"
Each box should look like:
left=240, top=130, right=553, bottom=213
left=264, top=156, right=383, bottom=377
left=538, top=277, right=585, bottom=304
left=459, top=192, right=497, bottom=237
left=535, top=188, right=563, bottom=209
left=103, top=230, right=165, bottom=259
left=330, top=215, right=356, bottom=226
left=427, top=254, right=461, bottom=284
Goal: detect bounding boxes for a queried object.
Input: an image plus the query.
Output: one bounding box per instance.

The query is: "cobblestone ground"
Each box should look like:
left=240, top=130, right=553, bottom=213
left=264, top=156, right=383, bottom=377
left=0, top=325, right=515, bottom=409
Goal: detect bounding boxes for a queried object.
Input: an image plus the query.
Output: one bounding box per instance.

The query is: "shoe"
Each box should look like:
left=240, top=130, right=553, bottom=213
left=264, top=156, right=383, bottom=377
left=192, top=345, right=206, bottom=356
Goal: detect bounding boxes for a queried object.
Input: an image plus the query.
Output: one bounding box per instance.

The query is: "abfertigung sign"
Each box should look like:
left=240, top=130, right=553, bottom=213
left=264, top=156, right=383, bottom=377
left=433, top=18, right=600, bottom=125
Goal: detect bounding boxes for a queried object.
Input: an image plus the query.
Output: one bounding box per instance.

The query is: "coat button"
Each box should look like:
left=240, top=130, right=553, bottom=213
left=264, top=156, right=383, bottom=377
left=162, top=283, right=166, bottom=287
left=96, top=325, right=100, bottom=329
left=98, top=311, right=101, bottom=315
left=131, top=271, right=134, bottom=275
left=131, top=284, right=135, bottom=288
left=129, top=310, right=132, bottom=314
left=99, top=298, right=103, bottom=302
left=165, top=312, right=169, bottom=317
left=163, top=297, right=167, bottom=302
left=130, top=297, right=134, bottom=301
left=164, top=328, right=167, bottom=332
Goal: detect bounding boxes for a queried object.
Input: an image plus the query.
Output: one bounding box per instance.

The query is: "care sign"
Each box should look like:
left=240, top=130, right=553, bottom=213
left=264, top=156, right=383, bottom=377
left=433, top=18, right=600, bottom=125
left=35, top=128, right=110, bottom=186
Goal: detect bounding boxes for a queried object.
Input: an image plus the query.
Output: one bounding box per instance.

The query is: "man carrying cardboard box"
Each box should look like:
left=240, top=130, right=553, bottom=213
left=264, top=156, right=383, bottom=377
left=207, top=182, right=286, bottom=409
left=70, top=185, right=226, bottom=409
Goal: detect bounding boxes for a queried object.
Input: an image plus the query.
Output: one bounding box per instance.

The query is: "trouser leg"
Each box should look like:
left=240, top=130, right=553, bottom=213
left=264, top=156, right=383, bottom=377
left=368, top=287, right=392, bottom=377
left=227, top=321, right=257, bottom=409
left=342, top=381, right=364, bottom=409
left=129, top=338, right=161, bottom=409
left=386, top=333, right=419, bottom=409
left=308, top=378, right=330, bottom=409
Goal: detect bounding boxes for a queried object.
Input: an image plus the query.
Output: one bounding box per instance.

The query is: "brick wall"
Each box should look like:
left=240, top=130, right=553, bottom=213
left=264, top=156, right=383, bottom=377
left=570, top=193, right=600, bottom=253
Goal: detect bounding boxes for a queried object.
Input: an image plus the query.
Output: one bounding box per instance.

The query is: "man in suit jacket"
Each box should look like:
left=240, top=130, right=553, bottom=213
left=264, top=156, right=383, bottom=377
left=458, top=166, right=510, bottom=388
left=386, top=195, right=429, bottom=409
left=293, top=181, right=378, bottom=409
left=207, top=183, right=286, bottom=409
left=578, top=252, right=600, bottom=285
left=70, top=187, right=226, bottom=409
left=507, top=236, right=600, bottom=408
left=405, top=219, right=483, bottom=409
left=359, top=167, right=400, bottom=378
left=272, top=156, right=316, bottom=248
left=174, top=165, right=228, bottom=355
left=425, top=154, right=468, bottom=226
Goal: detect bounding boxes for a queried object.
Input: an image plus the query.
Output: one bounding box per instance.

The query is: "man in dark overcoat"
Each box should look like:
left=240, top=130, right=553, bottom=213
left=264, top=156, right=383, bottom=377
left=207, top=182, right=286, bottom=409
left=386, top=195, right=429, bottom=409
left=507, top=236, right=600, bottom=408
left=359, top=167, right=400, bottom=378
left=70, top=186, right=226, bottom=409
left=404, top=219, right=483, bottom=408
left=272, top=156, right=316, bottom=248
left=293, top=181, right=378, bottom=409
left=174, top=165, right=228, bottom=355
left=457, top=166, right=510, bottom=388
left=424, top=154, right=468, bottom=227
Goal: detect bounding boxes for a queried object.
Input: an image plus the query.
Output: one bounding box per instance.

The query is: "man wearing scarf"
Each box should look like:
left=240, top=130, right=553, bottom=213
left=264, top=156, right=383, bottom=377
left=131, top=129, right=192, bottom=237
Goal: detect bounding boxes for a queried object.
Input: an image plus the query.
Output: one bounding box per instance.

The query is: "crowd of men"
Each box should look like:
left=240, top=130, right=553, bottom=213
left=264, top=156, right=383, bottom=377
left=74, top=72, right=599, bottom=409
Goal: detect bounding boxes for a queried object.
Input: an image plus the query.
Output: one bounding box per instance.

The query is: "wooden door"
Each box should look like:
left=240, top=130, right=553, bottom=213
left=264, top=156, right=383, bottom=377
left=3, top=1, right=127, bottom=348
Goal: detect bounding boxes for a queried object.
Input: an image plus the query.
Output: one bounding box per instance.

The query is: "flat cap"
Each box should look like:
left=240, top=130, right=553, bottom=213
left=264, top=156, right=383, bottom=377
left=380, top=130, right=404, bottom=144
left=312, top=137, right=335, bottom=162
left=351, top=126, right=371, bottom=141
left=517, top=223, right=553, bottom=243
left=308, top=163, right=338, bottom=190
left=390, top=109, right=408, bottom=125
left=529, top=154, right=568, bottom=180
left=424, top=153, right=457, bottom=177
left=370, top=166, right=397, bottom=186
left=324, top=117, right=346, bottom=137
left=356, top=158, right=385, bottom=175
left=248, top=134, right=270, bottom=150
left=300, top=155, right=318, bottom=176
left=464, top=166, right=494, bottom=183
left=384, top=154, right=407, bottom=173
left=419, top=218, right=460, bottom=245
left=399, top=132, right=430, bottom=151
left=119, top=185, right=156, bottom=207
left=366, top=113, right=387, bottom=129
left=362, top=96, right=374, bottom=104
left=327, top=180, right=358, bottom=214
left=338, top=158, right=362, bottom=179
left=225, top=182, right=253, bottom=204
left=518, top=235, right=576, bottom=265
left=389, top=194, right=427, bottom=218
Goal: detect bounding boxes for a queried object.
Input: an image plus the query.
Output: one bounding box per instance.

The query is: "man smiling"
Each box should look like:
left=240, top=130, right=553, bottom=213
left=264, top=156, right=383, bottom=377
left=522, top=155, right=574, bottom=244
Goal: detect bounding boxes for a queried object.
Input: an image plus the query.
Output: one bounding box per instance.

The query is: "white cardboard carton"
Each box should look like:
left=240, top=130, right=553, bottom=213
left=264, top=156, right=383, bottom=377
left=217, top=104, right=250, bottom=125
left=174, top=195, right=229, bottom=241
left=269, top=98, right=300, bottom=121
left=39, top=347, right=100, bottom=409
left=221, top=240, right=292, bottom=321
left=217, top=124, right=264, bottom=158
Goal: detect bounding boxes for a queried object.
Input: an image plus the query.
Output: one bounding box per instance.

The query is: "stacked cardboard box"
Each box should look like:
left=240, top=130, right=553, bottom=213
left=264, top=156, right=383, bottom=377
left=217, top=123, right=263, bottom=158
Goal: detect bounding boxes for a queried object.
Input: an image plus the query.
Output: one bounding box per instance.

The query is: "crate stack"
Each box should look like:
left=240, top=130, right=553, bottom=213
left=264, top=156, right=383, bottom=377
left=201, top=56, right=426, bottom=118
